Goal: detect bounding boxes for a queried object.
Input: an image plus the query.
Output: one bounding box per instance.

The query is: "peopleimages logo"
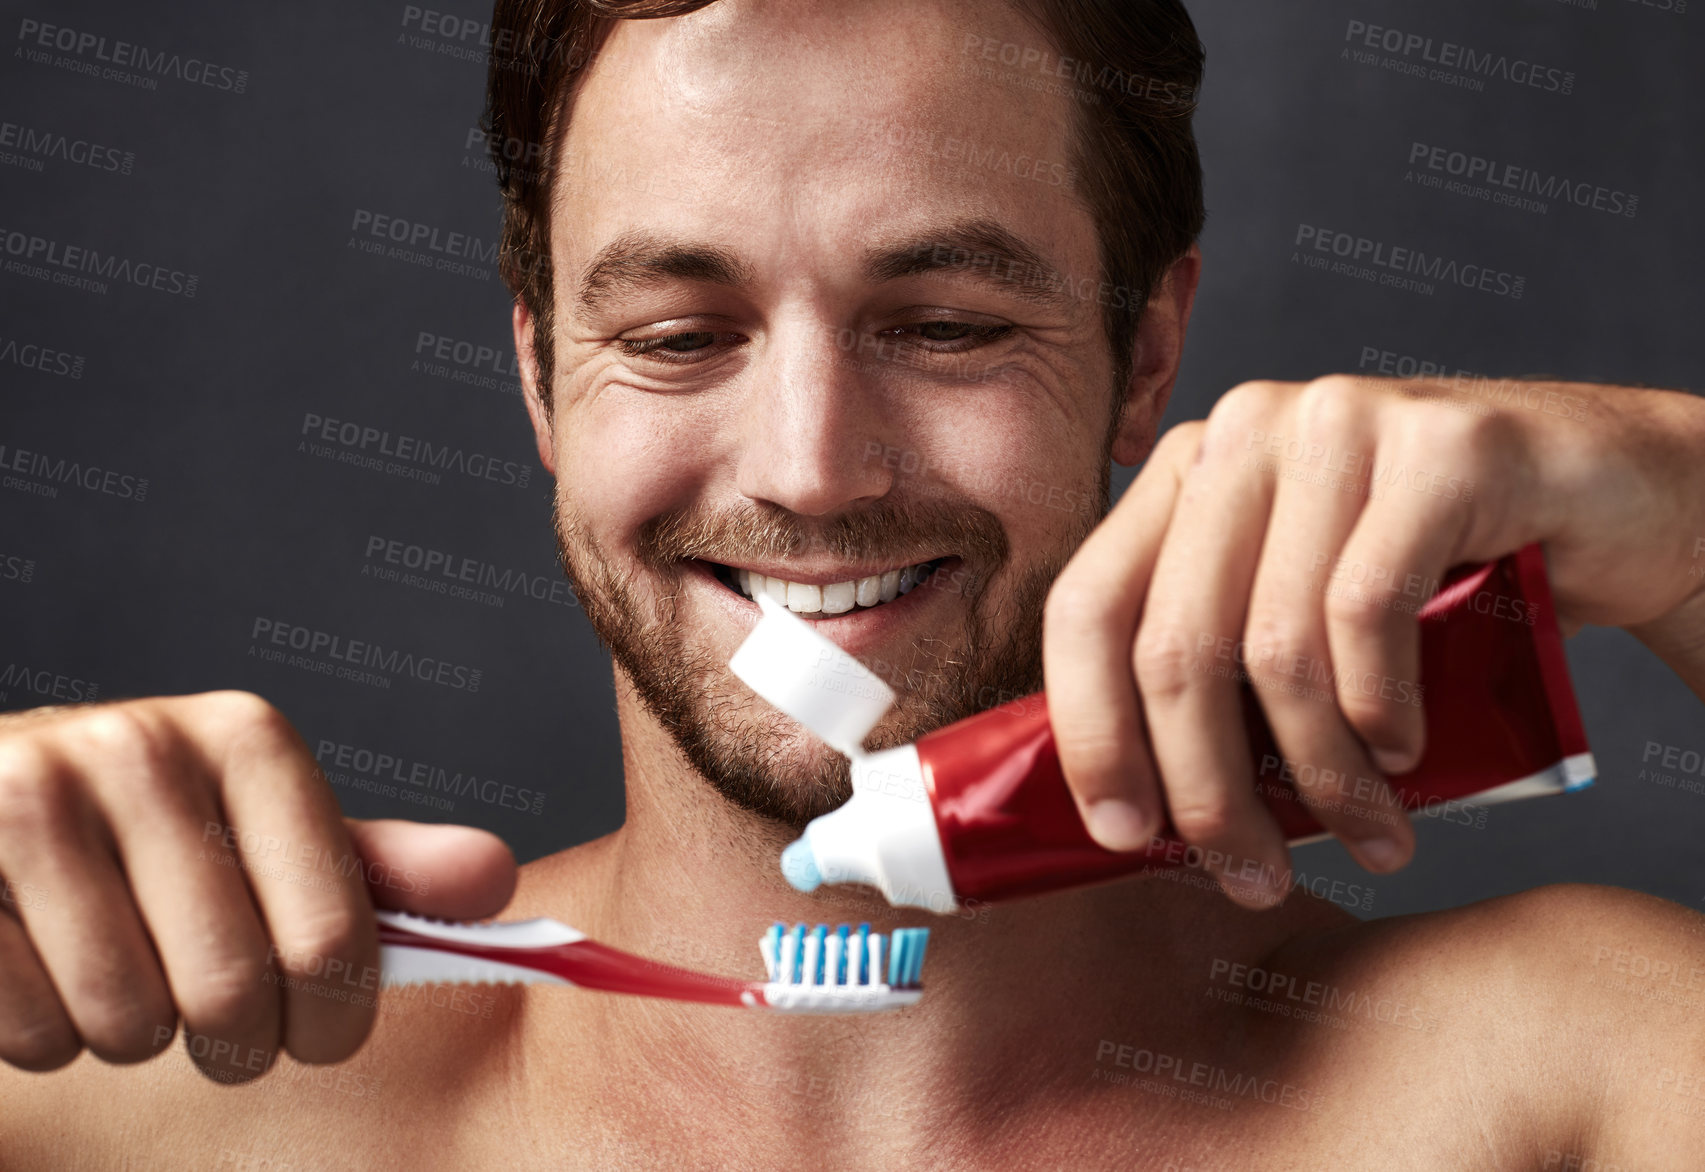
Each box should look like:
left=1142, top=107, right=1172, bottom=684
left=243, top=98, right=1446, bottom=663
left=15, top=18, right=250, bottom=93
left=1343, top=20, right=1575, bottom=94
left=249, top=617, right=483, bottom=693
left=299, top=412, right=532, bottom=490
left=0, top=118, right=133, bottom=175
left=314, top=739, right=547, bottom=816
left=0, top=225, right=198, bottom=298
left=0, top=334, right=84, bottom=379
left=0, top=662, right=99, bottom=703
left=1293, top=224, right=1525, bottom=300
left=348, top=209, right=498, bottom=281
left=0, top=439, right=149, bottom=501
left=1407, top=142, right=1637, bottom=219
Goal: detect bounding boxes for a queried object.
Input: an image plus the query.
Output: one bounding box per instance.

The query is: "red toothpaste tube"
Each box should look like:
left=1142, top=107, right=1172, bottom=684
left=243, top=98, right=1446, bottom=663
left=732, top=544, right=1594, bottom=913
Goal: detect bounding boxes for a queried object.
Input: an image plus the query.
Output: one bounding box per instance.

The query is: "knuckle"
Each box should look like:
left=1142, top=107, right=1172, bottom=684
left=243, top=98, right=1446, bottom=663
left=1294, top=376, right=1362, bottom=438
left=74, top=705, right=171, bottom=769
left=1043, top=577, right=1113, bottom=638
left=79, top=999, right=176, bottom=1064
left=275, top=907, right=367, bottom=977
left=0, top=744, right=71, bottom=843
left=0, top=1016, right=81, bottom=1072
left=1324, top=586, right=1392, bottom=641
left=1153, top=418, right=1206, bottom=462
left=1414, top=397, right=1508, bottom=468
left=1058, top=730, right=1137, bottom=797
left=1132, top=625, right=1200, bottom=704
left=1336, top=687, right=1412, bottom=742
left=1169, top=797, right=1237, bottom=844
left=1240, top=611, right=1315, bottom=688
left=177, top=953, right=273, bottom=1037
left=1204, top=381, right=1282, bottom=448
left=211, top=691, right=302, bottom=764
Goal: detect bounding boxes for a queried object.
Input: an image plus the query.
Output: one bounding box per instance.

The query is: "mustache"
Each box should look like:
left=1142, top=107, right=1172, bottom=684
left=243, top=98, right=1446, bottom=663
left=633, top=498, right=1009, bottom=574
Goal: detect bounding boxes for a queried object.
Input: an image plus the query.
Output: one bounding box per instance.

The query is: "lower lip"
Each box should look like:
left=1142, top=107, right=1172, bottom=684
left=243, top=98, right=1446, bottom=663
left=684, top=559, right=962, bottom=656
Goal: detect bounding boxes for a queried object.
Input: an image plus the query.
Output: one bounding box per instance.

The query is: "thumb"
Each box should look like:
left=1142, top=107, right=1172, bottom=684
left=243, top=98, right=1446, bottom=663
left=343, top=818, right=517, bottom=920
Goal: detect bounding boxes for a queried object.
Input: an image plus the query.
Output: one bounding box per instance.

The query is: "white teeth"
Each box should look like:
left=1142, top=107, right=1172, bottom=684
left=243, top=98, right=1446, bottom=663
left=728, top=561, right=936, bottom=615
left=821, top=581, right=856, bottom=614
left=787, top=582, right=822, bottom=613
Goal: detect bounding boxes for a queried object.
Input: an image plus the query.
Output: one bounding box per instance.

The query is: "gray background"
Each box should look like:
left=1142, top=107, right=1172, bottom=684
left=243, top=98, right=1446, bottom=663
left=1, top=0, right=1699, bottom=919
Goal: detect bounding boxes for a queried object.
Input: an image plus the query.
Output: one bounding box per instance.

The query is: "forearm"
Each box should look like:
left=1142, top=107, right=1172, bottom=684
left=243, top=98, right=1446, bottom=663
left=1631, top=587, right=1705, bottom=706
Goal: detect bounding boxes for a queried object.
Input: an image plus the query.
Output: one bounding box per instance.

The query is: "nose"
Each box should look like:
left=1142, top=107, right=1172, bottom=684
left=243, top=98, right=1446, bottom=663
left=734, top=320, right=893, bottom=517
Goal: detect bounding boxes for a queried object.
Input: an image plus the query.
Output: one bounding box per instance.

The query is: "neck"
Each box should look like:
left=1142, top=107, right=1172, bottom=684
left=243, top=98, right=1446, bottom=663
left=534, top=671, right=1349, bottom=1144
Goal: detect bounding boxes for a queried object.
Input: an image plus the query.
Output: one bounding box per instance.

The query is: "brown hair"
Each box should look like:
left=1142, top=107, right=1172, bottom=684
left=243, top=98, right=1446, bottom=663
left=484, top=0, right=1205, bottom=407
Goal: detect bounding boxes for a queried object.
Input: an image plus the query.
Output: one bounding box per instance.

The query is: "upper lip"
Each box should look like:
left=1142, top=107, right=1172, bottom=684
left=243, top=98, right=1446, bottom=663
left=694, top=556, right=948, bottom=587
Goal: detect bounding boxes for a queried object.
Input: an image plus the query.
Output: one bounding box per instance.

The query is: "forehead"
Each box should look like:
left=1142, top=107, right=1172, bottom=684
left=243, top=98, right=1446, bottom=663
left=554, top=0, right=1088, bottom=277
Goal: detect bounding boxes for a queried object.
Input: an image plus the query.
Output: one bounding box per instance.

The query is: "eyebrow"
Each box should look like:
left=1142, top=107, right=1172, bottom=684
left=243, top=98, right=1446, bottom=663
left=576, top=230, right=755, bottom=314
left=574, top=218, right=1072, bottom=315
left=863, top=218, right=1071, bottom=311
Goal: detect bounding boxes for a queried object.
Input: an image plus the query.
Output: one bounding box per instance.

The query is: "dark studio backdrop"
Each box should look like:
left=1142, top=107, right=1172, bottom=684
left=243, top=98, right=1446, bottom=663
left=1, top=0, right=1700, bottom=920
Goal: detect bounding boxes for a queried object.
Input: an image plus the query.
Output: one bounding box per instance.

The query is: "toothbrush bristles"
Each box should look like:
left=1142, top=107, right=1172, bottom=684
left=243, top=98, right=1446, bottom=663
left=756, top=922, right=929, bottom=991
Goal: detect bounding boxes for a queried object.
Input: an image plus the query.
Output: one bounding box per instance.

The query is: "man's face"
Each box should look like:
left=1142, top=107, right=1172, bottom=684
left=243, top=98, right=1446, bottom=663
left=536, top=0, right=1124, bottom=827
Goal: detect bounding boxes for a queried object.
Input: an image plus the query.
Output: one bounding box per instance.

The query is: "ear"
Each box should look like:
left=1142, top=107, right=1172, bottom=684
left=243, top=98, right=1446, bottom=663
left=513, top=299, right=557, bottom=477
left=1110, top=244, right=1201, bottom=466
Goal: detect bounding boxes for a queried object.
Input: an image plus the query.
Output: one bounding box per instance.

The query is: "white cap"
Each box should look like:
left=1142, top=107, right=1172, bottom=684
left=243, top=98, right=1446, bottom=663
left=728, top=592, right=896, bottom=758
left=784, top=744, right=957, bottom=913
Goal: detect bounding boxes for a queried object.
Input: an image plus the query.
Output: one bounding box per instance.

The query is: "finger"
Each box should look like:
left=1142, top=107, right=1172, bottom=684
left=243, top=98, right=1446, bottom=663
left=0, top=880, right=80, bottom=1071
left=1243, top=384, right=1413, bottom=872
left=1136, top=389, right=1290, bottom=908
left=1044, top=423, right=1196, bottom=849
left=1327, top=415, right=1487, bottom=776
left=342, top=819, right=517, bottom=919
left=3, top=809, right=177, bottom=1064
left=171, top=692, right=378, bottom=1066
left=70, top=706, right=282, bottom=1085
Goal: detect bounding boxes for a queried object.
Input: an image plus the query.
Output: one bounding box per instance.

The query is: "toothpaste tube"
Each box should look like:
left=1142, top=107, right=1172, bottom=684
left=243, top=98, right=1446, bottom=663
left=731, top=544, right=1595, bottom=913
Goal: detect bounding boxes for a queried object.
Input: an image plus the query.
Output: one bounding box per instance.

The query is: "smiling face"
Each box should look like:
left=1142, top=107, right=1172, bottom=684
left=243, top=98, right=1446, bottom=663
left=522, top=0, right=1161, bottom=827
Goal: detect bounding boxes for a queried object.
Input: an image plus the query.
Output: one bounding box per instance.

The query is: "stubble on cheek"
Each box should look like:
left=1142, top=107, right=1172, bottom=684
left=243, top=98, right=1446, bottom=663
left=548, top=479, right=1093, bottom=829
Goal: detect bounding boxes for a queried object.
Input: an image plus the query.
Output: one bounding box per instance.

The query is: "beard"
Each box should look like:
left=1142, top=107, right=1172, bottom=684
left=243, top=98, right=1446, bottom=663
left=554, top=491, right=1103, bottom=831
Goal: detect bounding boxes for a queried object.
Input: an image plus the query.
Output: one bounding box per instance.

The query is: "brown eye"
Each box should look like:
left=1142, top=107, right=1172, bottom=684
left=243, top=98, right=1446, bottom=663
left=619, top=331, right=717, bottom=356
left=655, top=332, right=716, bottom=352
left=889, top=321, right=1013, bottom=349
left=916, top=321, right=980, bottom=342
left=615, top=330, right=735, bottom=364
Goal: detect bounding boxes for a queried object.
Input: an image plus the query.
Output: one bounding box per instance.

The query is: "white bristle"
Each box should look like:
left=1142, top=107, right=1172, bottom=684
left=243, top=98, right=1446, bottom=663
left=761, top=933, right=779, bottom=983
left=825, top=932, right=843, bottom=987
left=754, top=923, right=929, bottom=1013
left=802, top=931, right=821, bottom=987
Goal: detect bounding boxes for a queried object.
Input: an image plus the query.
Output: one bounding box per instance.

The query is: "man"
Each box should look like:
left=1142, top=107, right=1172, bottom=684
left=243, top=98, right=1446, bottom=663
left=3, top=0, right=1704, bottom=1167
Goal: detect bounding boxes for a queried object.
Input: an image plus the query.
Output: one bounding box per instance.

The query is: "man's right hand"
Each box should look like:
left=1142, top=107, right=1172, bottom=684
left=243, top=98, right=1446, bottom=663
left=0, top=691, right=517, bottom=1083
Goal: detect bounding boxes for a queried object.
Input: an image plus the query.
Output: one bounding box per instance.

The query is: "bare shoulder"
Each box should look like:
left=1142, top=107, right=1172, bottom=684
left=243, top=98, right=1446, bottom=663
left=1261, top=883, right=1705, bottom=1169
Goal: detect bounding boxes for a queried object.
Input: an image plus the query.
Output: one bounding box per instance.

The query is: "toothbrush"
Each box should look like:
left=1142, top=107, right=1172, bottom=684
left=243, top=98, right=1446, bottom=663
left=376, top=910, right=930, bottom=1013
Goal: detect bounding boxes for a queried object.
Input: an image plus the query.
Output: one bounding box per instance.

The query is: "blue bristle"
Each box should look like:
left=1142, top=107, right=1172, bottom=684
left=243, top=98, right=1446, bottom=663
left=760, top=920, right=930, bottom=990
left=883, top=928, right=929, bottom=988
left=908, top=929, right=930, bottom=987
